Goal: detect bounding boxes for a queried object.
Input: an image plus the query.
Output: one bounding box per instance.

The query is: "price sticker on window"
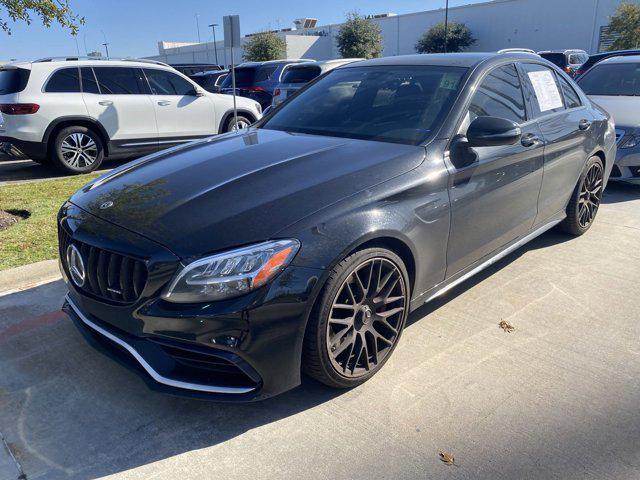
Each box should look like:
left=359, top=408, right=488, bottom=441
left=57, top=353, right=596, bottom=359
left=527, top=70, right=563, bottom=112
left=439, top=73, right=460, bottom=90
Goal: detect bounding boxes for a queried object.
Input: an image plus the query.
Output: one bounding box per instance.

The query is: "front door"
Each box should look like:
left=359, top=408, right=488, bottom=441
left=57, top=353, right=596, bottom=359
left=143, top=68, right=217, bottom=143
left=446, top=63, right=545, bottom=276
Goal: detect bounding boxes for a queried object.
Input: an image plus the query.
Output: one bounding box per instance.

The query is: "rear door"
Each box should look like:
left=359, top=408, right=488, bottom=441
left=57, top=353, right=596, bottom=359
left=446, top=63, right=545, bottom=275
left=519, top=63, right=594, bottom=225
left=143, top=68, right=216, bottom=142
left=82, top=66, right=158, bottom=154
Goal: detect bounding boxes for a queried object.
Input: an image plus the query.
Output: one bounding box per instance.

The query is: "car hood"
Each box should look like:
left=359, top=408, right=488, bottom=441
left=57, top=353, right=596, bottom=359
left=71, top=129, right=425, bottom=260
left=588, top=95, right=640, bottom=128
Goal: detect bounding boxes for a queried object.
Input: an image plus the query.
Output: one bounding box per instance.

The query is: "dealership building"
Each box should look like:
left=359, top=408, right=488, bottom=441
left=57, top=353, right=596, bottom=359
left=146, top=0, right=626, bottom=66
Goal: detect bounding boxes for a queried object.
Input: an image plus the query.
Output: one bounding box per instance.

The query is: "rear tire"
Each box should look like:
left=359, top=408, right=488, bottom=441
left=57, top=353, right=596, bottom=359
left=559, top=155, right=604, bottom=236
left=50, top=126, right=104, bottom=174
left=302, top=248, right=410, bottom=389
left=223, top=114, right=252, bottom=133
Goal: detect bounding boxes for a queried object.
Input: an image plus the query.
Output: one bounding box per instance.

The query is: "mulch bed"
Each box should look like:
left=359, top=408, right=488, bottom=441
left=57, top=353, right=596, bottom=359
left=0, top=209, right=29, bottom=231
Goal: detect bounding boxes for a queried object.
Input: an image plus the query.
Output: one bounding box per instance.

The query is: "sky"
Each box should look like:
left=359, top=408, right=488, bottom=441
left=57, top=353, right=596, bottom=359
left=0, top=0, right=484, bottom=61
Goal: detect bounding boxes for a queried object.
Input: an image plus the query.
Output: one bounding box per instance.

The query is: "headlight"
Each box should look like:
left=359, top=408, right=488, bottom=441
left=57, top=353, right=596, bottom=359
left=620, top=134, right=638, bottom=149
left=162, top=239, right=300, bottom=303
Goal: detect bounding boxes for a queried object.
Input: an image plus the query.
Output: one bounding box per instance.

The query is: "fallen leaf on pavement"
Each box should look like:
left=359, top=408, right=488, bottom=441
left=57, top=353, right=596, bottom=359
left=439, top=451, right=456, bottom=466
left=499, top=320, right=514, bottom=333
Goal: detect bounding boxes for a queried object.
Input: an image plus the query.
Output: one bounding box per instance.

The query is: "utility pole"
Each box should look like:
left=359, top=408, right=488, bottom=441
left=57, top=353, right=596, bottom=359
left=443, top=0, right=449, bottom=53
left=102, top=42, right=110, bottom=58
left=209, top=23, right=219, bottom=65
left=196, top=14, right=201, bottom=43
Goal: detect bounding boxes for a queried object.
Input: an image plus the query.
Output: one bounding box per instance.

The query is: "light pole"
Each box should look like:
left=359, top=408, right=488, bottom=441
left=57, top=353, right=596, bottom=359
left=209, top=23, right=219, bottom=65
left=443, top=0, right=449, bottom=53
left=102, top=42, right=110, bottom=58
left=195, top=14, right=201, bottom=43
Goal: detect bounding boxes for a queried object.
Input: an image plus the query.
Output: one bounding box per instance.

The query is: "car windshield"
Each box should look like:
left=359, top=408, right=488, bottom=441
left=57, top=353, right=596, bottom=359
left=0, top=68, right=30, bottom=95
left=260, top=65, right=467, bottom=145
left=282, top=65, right=322, bottom=84
left=578, top=62, right=640, bottom=96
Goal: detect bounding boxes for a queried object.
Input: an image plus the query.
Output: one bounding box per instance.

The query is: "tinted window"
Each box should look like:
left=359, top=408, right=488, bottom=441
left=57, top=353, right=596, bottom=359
left=144, top=69, right=196, bottom=95
left=215, top=73, right=227, bottom=86
left=80, top=67, right=100, bottom=94
left=45, top=68, right=80, bottom=93
left=220, top=67, right=257, bottom=88
left=0, top=68, right=30, bottom=94
left=262, top=65, right=467, bottom=145
left=540, top=53, right=566, bottom=68
left=468, top=64, right=526, bottom=123
left=94, top=67, right=144, bottom=94
left=521, top=63, right=565, bottom=116
left=577, top=62, right=640, bottom=96
left=282, top=66, right=321, bottom=84
left=557, top=75, right=582, bottom=108
left=256, top=65, right=278, bottom=82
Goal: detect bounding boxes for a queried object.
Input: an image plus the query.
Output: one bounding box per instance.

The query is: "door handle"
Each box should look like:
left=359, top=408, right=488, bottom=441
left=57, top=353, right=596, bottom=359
left=157, top=100, right=171, bottom=106
left=98, top=100, right=113, bottom=106
left=521, top=133, right=540, bottom=147
left=578, top=119, right=592, bottom=130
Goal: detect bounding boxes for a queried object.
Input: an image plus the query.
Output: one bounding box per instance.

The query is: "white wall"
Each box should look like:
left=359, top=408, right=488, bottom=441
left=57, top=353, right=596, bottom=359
left=147, top=0, right=624, bottom=65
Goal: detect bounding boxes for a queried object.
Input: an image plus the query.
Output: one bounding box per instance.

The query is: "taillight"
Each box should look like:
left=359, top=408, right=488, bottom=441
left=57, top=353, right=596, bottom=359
left=564, top=66, right=572, bottom=74
left=273, top=88, right=281, bottom=97
left=245, top=86, right=266, bottom=92
left=0, top=103, right=40, bottom=115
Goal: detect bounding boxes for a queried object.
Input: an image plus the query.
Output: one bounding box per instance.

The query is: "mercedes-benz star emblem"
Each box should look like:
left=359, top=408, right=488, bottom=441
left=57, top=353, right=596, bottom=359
left=100, top=201, right=114, bottom=210
left=66, top=244, right=86, bottom=288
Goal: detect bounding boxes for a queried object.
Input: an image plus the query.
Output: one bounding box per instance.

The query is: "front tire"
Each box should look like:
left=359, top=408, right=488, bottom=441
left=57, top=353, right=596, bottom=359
left=302, top=248, right=410, bottom=389
left=50, top=126, right=104, bottom=174
left=559, top=155, right=604, bottom=236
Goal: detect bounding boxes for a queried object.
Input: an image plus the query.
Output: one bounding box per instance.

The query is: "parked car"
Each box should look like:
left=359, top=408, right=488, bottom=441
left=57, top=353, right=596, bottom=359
left=578, top=55, right=640, bottom=183
left=170, top=63, right=223, bottom=77
left=0, top=57, right=261, bottom=174
left=59, top=52, right=614, bottom=401
left=538, top=49, right=588, bottom=77
left=219, top=59, right=313, bottom=109
left=271, top=58, right=363, bottom=107
left=191, top=69, right=229, bottom=93
left=575, top=49, right=640, bottom=78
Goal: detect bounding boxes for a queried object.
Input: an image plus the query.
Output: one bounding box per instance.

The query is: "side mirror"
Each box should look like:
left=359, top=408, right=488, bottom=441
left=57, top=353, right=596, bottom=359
left=466, top=116, right=521, bottom=147
left=188, top=88, right=205, bottom=97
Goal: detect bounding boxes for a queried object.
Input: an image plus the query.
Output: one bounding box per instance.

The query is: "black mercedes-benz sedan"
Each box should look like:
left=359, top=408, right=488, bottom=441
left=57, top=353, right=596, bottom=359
left=59, top=52, right=616, bottom=400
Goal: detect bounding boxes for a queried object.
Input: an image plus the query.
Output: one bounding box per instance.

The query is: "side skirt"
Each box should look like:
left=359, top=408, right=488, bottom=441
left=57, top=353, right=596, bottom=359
left=413, top=213, right=565, bottom=309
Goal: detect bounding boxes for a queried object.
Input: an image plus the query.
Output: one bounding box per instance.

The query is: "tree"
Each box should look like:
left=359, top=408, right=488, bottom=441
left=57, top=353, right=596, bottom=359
left=1, top=0, right=83, bottom=35
left=607, top=2, right=640, bottom=51
left=336, top=12, right=383, bottom=59
left=415, top=22, right=476, bottom=54
left=242, top=31, right=286, bottom=62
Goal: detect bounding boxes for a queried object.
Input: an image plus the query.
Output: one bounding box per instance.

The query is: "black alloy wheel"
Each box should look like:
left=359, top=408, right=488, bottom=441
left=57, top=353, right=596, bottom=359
left=303, top=248, right=410, bottom=388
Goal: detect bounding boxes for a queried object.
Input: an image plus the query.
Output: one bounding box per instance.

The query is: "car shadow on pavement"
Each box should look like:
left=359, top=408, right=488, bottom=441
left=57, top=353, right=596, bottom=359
left=0, top=158, right=120, bottom=184
left=602, top=182, right=640, bottom=204
left=0, top=280, right=345, bottom=480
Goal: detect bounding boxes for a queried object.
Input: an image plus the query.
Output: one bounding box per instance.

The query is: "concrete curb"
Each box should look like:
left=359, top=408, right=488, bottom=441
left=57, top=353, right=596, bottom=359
left=0, top=259, right=61, bottom=296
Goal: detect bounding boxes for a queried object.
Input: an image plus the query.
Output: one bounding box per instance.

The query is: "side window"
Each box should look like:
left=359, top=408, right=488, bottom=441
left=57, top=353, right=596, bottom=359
left=468, top=64, right=527, bottom=124
left=80, top=67, right=100, bottom=94
left=215, top=74, right=227, bottom=86
left=520, top=63, right=565, bottom=117
left=255, top=66, right=278, bottom=82
left=144, top=69, right=196, bottom=95
left=45, top=68, right=80, bottom=93
left=557, top=75, right=582, bottom=109
left=93, top=67, right=144, bottom=94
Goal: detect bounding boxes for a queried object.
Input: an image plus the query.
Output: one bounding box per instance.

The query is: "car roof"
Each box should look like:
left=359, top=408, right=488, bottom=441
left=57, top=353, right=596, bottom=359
left=4, top=57, right=174, bottom=70
left=286, top=58, right=363, bottom=69
left=598, top=55, right=640, bottom=64
left=193, top=69, right=229, bottom=77
left=538, top=49, right=586, bottom=54
left=590, top=49, right=640, bottom=59
left=342, top=52, right=542, bottom=69
left=237, top=59, right=313, bottom=68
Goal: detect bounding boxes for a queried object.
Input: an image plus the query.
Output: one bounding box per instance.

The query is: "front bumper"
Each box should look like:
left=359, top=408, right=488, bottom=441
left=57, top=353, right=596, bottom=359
left=59, top=202, right=324, bottom=401
left=611, top=149, right=640, bottom=184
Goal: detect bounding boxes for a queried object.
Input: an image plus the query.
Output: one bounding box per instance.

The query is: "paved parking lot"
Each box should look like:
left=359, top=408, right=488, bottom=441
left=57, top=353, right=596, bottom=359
left=0, top=183, right=639, bottom=480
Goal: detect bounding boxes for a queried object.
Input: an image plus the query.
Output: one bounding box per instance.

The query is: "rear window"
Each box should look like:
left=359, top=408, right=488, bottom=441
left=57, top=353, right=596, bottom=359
left=578, top=62, right=640, bottom=96
left=282, top=65, right=322, bottom=84
left=45, top=67, right=80, bottom=93
left=0, top=68, right=30, bottom=95
left=220, top=67, right=257, bottom=88
left=539, top=53, right=566, bottom=68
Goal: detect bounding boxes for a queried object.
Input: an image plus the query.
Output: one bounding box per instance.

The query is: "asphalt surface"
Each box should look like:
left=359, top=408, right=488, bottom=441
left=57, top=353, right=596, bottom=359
left=0, top=183, right=639, bottom=480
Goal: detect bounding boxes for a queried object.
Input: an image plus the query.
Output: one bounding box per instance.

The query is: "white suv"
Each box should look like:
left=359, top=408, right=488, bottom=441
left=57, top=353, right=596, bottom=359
left=0, top=57, right=262, bottom=173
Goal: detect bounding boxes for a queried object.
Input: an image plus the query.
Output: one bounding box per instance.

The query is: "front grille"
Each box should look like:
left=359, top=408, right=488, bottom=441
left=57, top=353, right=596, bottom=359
left=59, top=227, right=147, bottom=304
